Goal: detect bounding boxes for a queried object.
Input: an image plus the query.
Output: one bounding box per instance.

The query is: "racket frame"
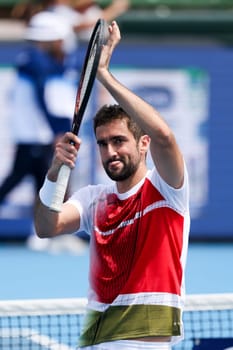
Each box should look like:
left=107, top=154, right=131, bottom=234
left=49, top=18, right=106, bottom=212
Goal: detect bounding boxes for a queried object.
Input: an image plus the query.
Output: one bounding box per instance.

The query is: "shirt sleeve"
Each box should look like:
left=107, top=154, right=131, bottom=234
left=149, top=159, right=189, bottom=214
left=67, top=184, right=108, bottom=235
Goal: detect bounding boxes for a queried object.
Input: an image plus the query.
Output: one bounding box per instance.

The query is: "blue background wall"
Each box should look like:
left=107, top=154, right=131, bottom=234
left=0, top=41, right=233, bottom=240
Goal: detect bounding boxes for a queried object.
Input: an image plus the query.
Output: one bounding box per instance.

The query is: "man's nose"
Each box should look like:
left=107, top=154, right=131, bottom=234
left=106, top=143, right=117, bottom=156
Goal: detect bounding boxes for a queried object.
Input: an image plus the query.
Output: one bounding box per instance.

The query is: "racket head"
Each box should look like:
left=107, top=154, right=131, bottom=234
left=49, top=19, right=107, bottom=212
left=71, top=18, right=107, bottom=135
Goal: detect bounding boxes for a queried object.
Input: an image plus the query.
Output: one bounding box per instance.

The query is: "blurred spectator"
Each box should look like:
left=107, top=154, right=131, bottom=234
left=73, top=0, right=130, bottom=42
left=0, top=11, right=79, bottom=208
left=41, top=0, right=83, bottom=52
left=11, top=0, right=43, bottom=23
left=1, top=10, right=88, bottom=253
left=11, top=0, right=129, bottom=51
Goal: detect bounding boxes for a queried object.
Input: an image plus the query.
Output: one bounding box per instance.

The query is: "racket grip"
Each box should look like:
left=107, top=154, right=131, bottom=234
left=49, top=164, right=71, bottom=212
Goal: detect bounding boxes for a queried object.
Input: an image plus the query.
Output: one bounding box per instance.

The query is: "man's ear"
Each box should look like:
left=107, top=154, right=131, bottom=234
left=140, top=134, right=151, bottom=154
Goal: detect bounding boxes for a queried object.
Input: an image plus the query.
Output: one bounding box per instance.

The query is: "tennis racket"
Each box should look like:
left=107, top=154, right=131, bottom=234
left=50, top=18, right=106, bottom=212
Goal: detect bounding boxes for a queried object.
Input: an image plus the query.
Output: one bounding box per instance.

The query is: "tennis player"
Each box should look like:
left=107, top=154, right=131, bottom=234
left=34, top=21, right=190, bottom=350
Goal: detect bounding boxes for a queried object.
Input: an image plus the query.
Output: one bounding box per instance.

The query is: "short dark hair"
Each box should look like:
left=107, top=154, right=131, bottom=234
left=93, top=104, right=145, bottom=142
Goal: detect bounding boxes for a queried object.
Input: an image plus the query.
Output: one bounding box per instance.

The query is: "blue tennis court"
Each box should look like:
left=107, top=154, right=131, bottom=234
left=0, top=240, right=233, bottom=350
left=0, top=240, right=233, bottom=300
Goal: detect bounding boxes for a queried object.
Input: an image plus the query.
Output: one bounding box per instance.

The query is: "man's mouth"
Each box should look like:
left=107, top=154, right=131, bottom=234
left=108, top=160, right=121, bottom=167
left=107, top=159, right=123, bottom=169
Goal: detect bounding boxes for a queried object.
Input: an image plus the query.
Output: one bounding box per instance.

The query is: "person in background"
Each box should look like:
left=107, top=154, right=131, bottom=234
left=72, top=0, right=130, bottom=42
left=41, top=0, right=83, bottom=53
left=34, top=21, right=190, bottom=349
left=0, top=11, right=84, bottom=251
left=11, top=0, right=43, bottom=23
left=11, top=0, right=129, bottom=52
left=41, top=0, right=129, bottom=50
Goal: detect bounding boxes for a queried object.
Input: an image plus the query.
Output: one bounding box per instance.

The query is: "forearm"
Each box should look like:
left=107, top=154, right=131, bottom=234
left=34, top=184, right=80, bottom=238
left=99, top=70, right=172, bottom=142
left=34, top=196, right=60, bottom=238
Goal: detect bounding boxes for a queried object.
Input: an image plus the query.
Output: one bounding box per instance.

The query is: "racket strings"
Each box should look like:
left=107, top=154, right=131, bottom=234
left=79, top=41, right=98, bottom=104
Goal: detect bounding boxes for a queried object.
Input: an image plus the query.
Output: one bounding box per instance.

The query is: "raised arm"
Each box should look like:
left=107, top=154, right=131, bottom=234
left=34, top=132, right=81, bottom=238
left=97, top=21, right=184, bottom=189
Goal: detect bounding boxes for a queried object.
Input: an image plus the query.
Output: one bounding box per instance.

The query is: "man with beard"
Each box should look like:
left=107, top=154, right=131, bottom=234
left=34, top=21, right=190, bottom=350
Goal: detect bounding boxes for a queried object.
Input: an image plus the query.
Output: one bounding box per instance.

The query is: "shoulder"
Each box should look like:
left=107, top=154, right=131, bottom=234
left=146, top=162, right=189, bottom=209
left=68, top=183, right=114, bottom=203
left=147, top=160, right=189, bottom=189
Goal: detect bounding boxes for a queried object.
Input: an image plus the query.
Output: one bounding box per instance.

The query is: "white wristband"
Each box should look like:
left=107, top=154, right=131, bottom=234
left=39, top=177, right=56, bottom=207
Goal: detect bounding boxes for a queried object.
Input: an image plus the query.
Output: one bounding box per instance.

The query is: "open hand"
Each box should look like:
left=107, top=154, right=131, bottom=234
left=97, top=21, right=121, bottom=82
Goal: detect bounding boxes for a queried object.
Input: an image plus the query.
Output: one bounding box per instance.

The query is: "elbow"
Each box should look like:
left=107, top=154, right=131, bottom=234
left=157, top=130, right=175, bottom=148
left=34, top=221, right=59, bottom=239
left=34, top=201, right=61, bottom=238
left=35, top=226, right=52, bottom=239
left=36, top=230, right=48, bottom=239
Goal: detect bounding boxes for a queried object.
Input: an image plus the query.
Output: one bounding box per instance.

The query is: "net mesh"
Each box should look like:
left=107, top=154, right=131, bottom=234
left=0, top=298, right=86, bottom=350
left=0, top=294, right=232, bottom=350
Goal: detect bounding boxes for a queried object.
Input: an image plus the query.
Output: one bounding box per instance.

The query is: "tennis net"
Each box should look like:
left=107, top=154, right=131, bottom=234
left=0, top=294, right=232, bottom=349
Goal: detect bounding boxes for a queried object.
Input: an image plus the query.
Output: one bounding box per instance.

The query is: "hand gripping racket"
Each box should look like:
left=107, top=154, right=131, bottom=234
left=50, top=19, right=106, bottom=212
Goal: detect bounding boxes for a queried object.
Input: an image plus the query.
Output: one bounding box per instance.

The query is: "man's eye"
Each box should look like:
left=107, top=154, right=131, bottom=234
left=114, top=138, right=123, bottom=144
left=97, top=141, right=106, bottom=147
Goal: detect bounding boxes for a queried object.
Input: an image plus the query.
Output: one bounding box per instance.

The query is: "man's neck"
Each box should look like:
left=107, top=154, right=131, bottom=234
left=116, top=167, right=148, bottom=194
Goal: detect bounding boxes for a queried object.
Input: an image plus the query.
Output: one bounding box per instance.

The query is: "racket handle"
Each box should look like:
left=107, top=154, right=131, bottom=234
left=49, top=164, right=71, bottom=212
